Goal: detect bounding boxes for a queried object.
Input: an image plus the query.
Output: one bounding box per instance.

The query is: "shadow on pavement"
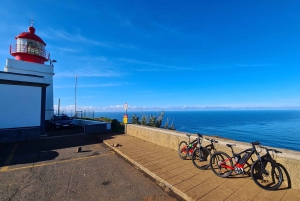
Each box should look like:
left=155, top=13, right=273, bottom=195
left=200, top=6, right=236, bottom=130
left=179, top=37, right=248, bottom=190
left=0, top=128, right=125, bottom=167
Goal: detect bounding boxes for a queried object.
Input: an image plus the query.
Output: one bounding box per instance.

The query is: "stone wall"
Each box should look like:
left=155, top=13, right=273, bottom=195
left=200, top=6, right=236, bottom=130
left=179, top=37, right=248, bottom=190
left=125, top=124, right=300, bottom=190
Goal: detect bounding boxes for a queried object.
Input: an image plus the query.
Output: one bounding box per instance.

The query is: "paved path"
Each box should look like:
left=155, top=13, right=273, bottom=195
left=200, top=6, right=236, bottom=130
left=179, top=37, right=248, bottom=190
left=102, top=134, right=300, bottom=201
left=0, top=134, right=179, bottom=201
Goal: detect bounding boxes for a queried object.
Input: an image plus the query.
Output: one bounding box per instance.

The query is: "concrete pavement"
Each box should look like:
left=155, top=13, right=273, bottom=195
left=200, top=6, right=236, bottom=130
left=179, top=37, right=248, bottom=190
left=102, top=133, right=300, bottom=201
left=0, top=133, right=180, bottom=201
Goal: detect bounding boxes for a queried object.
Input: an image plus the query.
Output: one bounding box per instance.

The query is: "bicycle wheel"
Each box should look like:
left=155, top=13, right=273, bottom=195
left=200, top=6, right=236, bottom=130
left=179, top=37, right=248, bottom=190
left=251, top=158, right=283, bottom=190
left=178, top=141, right=188, bottom=159
left=210, top=151, right=233, bottom=178
left=192, top=147, right=211, bottom=170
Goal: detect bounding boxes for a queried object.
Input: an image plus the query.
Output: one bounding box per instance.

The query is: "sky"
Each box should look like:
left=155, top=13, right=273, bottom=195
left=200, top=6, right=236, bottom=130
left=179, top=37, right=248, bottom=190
left=1, top=0, right=300, bottom=112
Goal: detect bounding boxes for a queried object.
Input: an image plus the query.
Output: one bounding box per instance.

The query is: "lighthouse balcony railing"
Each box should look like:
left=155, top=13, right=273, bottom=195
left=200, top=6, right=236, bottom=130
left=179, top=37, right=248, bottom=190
left=10, top=44, right=50, bottom=60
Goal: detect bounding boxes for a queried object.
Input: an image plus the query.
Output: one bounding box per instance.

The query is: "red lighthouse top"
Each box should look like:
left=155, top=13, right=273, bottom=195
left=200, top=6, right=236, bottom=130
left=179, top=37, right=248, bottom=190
left=16, top=26, right=46, bottom=45
left=10, top=25, right=50, bottom=64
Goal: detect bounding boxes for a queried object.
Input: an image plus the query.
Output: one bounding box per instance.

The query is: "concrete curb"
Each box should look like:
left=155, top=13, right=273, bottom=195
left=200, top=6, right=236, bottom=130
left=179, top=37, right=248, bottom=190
left=103, top=140, right=192, bottom=201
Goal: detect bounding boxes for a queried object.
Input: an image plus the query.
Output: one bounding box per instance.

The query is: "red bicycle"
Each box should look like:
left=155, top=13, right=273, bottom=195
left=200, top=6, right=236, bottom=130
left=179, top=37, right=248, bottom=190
left=210, top=141, right=283, bottom=190
left=178, top=133, right=217, bottom=170
left=178, top=133, right=202, bottom=160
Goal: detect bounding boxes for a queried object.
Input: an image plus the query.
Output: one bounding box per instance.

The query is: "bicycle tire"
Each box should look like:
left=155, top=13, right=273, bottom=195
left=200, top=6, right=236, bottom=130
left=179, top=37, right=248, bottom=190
left=178, top=141, right=188, bottom=159
left=192, top=147, right=211, bottom=170
left=210, top=151, right=233, bottom=178
left=251, top=158, right=283, bottom=190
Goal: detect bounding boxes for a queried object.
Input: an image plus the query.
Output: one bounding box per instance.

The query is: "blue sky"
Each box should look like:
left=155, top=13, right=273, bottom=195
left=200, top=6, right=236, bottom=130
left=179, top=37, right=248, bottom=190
left=1, top=0, right=300, bottom=112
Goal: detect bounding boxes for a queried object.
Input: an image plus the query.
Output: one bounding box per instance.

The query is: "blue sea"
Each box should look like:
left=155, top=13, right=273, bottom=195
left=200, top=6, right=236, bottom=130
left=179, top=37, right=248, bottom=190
left=93, top=110, right=300, bottom=152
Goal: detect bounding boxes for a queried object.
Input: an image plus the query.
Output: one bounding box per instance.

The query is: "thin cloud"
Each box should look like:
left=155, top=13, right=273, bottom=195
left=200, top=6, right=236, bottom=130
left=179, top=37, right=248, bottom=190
left=55, top=65, right=123, bottom=77
left=54, top=96, right=94, bottom=100
left=151, top=21, right=181, bottom=35
left=56, top=47, right=81, bottom=53
left=111, top=12, right=132, bottom=27
left=39, top=28, right=138, bottom=50
left=118, top=58, right=194, bottom=71
left=237, top=64, right=270, bottom=67
left=54, top=82, right=127, bottom=89
left=38, top=28, right=113, bottom=48
left=77, top=55, right=107, bottom=62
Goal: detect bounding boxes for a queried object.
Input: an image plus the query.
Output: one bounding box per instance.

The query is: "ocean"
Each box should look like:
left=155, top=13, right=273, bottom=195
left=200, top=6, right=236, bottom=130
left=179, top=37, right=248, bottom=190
left=92, top=110, right=300, bottom=152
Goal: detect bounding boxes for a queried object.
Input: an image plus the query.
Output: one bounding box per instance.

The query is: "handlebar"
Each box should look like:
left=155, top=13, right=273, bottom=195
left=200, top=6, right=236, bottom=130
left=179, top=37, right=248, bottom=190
left=251, top=141, right=260, bottom=146
left=196, top=132, right=203, bottom=138
left=260, top=146, right=282, bottom=154
left=205, top=138, right=218, bottom=143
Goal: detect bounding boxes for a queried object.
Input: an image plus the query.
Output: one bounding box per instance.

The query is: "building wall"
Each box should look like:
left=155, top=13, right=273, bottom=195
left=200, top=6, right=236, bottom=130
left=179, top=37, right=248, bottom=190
left=4, top=58, right=54, bottom=120
left=0, top=84, right=41, bottom=129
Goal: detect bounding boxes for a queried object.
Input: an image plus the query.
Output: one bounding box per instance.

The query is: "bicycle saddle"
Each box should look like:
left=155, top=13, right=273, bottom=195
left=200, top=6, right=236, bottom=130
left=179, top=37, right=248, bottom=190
left=226, top=144, right=236, bottom=147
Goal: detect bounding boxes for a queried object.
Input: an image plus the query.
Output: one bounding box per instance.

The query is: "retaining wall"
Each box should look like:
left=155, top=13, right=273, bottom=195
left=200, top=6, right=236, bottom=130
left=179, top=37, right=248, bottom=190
left=73, top=119, right=111, bottom=134
left=125, top=124, right=300, bottom=190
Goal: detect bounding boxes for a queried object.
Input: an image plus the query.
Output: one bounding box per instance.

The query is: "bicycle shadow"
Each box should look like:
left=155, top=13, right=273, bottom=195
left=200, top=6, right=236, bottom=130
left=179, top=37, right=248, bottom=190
left=277, top=163, right=291, bottom=189
left=263, top=153, right=292, bottom=190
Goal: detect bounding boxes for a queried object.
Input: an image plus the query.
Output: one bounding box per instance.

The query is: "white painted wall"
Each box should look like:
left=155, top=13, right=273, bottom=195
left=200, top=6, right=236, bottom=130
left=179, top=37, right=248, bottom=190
left=4, top=58, right=54, bottom=120
left=73, top=119, right=111, bottom=130
left=0, top=84, right=41, bottom=129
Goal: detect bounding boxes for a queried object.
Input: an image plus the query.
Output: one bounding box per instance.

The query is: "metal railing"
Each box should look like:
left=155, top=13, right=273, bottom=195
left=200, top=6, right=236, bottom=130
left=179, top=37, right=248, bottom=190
left=10, top=44, right=50, bottom=60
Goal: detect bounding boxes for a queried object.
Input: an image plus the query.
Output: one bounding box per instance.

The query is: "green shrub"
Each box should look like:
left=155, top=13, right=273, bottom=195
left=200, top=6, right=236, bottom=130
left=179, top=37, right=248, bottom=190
left=131, top=114, right=140, bottom=124
left=132, top=111, right=175, bottom=130
left=94, top=117, right=124, bottom=133
left=141, top=116, right=147, bottom=125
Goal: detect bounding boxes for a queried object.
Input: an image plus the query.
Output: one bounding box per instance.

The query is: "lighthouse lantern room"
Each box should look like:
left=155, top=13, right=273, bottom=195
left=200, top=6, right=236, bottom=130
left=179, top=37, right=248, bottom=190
left=10, top=23, right=50, bottom=64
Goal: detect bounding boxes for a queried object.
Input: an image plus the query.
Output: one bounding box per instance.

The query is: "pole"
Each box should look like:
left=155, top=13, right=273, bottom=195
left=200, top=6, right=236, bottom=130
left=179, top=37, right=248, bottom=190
left=58, top=98, right=60, bottom=115
left=75, top=75, right=77, bottom=117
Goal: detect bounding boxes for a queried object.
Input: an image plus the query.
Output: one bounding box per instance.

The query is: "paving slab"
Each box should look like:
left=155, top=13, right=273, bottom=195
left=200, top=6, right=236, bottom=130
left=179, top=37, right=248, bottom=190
left=102, top=133, right=300, bottom=201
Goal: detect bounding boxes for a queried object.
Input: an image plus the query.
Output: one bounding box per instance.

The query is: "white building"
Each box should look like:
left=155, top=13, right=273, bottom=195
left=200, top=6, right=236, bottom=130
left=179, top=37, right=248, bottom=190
left=0, top=25, right=55, bottom=143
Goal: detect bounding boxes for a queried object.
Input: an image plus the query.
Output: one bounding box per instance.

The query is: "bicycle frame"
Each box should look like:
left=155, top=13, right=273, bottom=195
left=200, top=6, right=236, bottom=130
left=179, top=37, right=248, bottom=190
left=219, top=143, right=261, bottom=172
left=205, top=138, right=218, bottom=154
left=182, top=133, right=204, bottom=157
left=180, top=135, right=199, bottom=156
left=188, top=139, right=198, bottom=154
left=194, top=134, right=205, bottom=157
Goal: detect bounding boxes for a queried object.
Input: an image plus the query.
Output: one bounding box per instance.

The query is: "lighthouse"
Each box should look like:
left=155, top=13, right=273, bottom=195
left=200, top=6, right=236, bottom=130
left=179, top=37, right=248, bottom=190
left=6, top=23, right=55, bottom=121
left=0, top=22, right=54, bottom=142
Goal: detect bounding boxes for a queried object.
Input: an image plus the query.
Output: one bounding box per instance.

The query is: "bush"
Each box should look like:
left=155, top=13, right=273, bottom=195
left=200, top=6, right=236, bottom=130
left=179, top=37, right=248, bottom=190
left=94, top=117, right=124, bottom=133
left=131, top=114, right=140, bottom=124
left=141, top=116, right=147, bottom=125
left=131, top=111, right=175, bottom=130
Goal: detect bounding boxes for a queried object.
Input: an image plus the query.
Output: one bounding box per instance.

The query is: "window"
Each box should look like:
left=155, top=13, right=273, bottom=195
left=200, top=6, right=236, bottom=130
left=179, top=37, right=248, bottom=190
left=27, top=41, right=40, bottom=55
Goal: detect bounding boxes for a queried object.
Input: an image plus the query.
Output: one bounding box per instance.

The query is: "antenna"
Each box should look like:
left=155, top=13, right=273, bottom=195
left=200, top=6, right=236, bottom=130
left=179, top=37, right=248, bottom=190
left=58, top=98, right=60, bottom=115
left=29, top=14, right=34, bottom=27
left=75, top=75, right=77, bottom=117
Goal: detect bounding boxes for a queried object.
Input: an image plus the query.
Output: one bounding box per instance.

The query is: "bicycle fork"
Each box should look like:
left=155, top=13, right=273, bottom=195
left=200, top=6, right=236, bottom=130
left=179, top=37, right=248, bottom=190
left=198, top=147, right=206, bottom=161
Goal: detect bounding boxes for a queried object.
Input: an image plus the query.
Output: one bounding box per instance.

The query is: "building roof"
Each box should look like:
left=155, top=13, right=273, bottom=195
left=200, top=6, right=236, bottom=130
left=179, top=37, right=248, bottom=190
left=15, top=26, right=46, bottom=45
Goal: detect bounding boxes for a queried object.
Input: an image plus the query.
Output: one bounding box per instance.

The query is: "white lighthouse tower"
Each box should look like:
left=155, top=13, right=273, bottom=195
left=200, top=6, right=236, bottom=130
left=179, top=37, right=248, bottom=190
left=6, top=22, right=54, bottom=121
